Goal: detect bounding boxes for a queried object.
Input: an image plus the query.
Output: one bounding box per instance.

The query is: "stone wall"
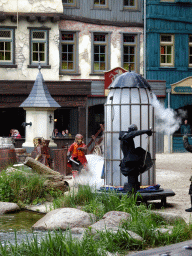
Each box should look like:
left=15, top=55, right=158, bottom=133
left=0, top=0, right=63, bottom=13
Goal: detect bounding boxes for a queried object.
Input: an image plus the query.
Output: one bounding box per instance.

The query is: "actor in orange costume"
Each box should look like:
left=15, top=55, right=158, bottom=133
left=67, top=134, right=87, bottom=172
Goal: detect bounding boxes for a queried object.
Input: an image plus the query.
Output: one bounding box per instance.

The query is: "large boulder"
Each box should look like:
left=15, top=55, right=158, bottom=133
left=32, top=208, right=96, bottom=231
left=0, top=202, right=20, bottom=214
left=151, top=211, right=185, bottom=224
left=90, top=211, right=131, bottom=232
left=70, top=211, right=142, bottom=242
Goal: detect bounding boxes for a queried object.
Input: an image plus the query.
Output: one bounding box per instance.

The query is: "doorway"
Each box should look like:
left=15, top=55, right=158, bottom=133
left=0, top=108, right=25, bottom=137
left=54, top=107, right=78, bottom=136
left=88, top=104, right=104, bottom=137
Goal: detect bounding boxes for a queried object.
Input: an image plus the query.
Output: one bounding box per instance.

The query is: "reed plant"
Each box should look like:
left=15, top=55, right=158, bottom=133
left=1, top=172, right=192, bottom=255
left=0, top=168, right=61, bottom=205
left=0, top=230, right=107, bottom=256
left=1, top=219, right=191, bottom=256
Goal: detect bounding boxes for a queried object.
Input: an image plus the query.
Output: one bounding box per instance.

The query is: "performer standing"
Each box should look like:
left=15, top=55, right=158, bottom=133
left=183, top=135, right=192, bottom=212
left=181, top=119, right=191, bottom=136
left=67, top=134, right=87, bottom=173
left=119, top=124, right=153, bottom=192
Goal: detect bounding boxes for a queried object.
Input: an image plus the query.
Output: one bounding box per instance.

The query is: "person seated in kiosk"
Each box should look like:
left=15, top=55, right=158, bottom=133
left=67, top=134, right=87, bottom=175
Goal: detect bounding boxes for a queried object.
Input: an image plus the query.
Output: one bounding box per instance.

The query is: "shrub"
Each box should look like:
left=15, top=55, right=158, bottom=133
left=0, top=168, right=61, bottom=205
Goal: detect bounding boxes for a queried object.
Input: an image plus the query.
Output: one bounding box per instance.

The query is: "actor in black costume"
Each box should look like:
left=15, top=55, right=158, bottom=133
left=183, top=135, right=192, bottom=212
left=119, top=124, right=153, bottom=192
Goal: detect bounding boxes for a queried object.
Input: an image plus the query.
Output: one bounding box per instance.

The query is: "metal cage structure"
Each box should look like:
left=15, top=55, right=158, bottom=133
left=104, top=72, right=155, bottom=187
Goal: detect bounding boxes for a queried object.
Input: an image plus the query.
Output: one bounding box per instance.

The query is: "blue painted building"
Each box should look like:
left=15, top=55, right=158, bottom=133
left=146, top=0, right=192, bottom=152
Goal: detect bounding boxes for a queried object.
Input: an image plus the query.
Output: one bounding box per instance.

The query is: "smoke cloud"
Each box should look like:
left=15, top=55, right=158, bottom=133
left=151, top=93, right=187, bottom=135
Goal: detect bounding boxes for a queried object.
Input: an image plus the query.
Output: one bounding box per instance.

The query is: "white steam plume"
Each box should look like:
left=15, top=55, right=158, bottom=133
left=151, top=93, right=186, bottom=135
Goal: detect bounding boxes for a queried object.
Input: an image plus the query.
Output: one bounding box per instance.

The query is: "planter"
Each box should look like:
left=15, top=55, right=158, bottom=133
left=0, top=148, right=17, bottom=171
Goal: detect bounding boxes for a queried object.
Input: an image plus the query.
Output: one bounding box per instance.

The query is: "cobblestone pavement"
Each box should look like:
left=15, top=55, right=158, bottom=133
left=127, top=153, right=192, bottom=256
left=155, top=153, right=192, bottom=224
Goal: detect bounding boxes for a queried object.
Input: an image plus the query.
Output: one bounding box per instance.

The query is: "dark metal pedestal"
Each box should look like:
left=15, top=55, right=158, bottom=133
left=124, top=175, right=140, bottom=193
left=137, top=189, right=175, bottom=206
left=97, top=188, right=175, bottom=207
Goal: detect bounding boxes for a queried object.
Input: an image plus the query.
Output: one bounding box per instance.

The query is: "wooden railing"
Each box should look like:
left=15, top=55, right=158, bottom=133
left=87, top=124, right=104, bottom=154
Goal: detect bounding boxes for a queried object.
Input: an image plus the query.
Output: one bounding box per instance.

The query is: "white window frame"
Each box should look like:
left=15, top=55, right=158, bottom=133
left=160, top=34, right=174, bottom=67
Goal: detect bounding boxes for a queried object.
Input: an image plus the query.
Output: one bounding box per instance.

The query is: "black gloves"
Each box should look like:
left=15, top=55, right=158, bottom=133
left=146, top=130, right=152, bottom=136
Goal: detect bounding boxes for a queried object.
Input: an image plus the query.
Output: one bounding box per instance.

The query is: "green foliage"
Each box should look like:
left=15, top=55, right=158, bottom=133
left=2, top=222, right=191, bottom=256
left=0, top=230, right=107, bottom=256
left=0, top=172, right=14, bottom=202
left=0, top=169, right=62, bottom=205
left=1, top=177, right=192, bottom=255
left=52, top=185, right=97, bottom=210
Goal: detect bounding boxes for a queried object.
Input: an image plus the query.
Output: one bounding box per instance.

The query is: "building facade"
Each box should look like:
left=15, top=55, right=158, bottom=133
left=146, top=0, right=192, bottom=152
left=0, top=0, right=90, bottom=140
left=0, top=0, right=166, bottom=149
left=60, top=0, right=146, bottom=138
left=0, top=0, right=147, bottom=142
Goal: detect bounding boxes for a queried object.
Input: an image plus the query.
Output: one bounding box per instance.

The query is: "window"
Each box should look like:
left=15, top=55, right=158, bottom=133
left=29, top=29, right=49, bottom=67
left=0, top=28, right=15, bottom=65
left=92, top=33, right=110, bottom=74
left=94, top=0, right=106, bottom=6
left=63, top=0, right=74, bottom=2
left=62, top=0, right=78, bottom=7
left=124, top=0, right=135, bottom=6
left=123, top=0, right=138, bottom=10
left=160, top=34, right=174, bottom=67
left=60, top=31, right=78, bottom=74
left=123, top=34, right=137, bottom=71
left=189, top=36, right=192, bottom=67
left=160, top=0, right=175, bottom=2
left=92, top=0, right=110, bottom=9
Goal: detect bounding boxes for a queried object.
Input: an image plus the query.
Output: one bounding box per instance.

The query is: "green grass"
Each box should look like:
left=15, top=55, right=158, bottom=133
left=0, top=167, right=62, bottom=206
left=1, top=168, right=192, bottom=255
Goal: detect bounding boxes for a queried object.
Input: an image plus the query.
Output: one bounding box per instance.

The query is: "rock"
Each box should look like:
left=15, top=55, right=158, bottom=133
left=154, top=226, right=173, bottom=235
left=25, top=202, right=54, bottom=213
left=126, top=230, right=143, bottom=241
left=0, top=202, right=20, bottom=214
left=43, top=179, right=68, bottom=192
left=92, top=227, right=143, bottom=241
left=70, top=227, right=87, bottom=234
left=151, top=211, right=185, bottom=224
left=87, top=211, right=143, bottom=242
left=6, top=167, right=33, bottom=176
left=90, top=211, right=131, bottom=231
left=32, top=208, right=97, bottom=231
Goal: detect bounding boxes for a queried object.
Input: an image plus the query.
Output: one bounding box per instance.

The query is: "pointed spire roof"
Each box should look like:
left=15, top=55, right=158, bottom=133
left=20, top=64, right=60, bottom=108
